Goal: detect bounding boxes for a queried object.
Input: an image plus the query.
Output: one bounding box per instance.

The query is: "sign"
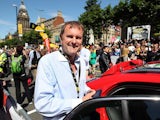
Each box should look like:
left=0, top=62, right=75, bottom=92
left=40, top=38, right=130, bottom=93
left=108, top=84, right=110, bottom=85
left=127, top=25, right=151, bottom=40
left=44, top=38, right=50, bottom=53
left=18, top=23, right=23, bottom=36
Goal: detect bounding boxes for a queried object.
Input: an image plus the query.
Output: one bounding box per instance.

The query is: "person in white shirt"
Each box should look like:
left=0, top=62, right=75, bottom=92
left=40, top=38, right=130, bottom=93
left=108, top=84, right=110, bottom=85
left=28, top=45, right=41, bottom=83
left=79, top=44, right=90, bottom=80
left=34, top=21, right=96, bottom=120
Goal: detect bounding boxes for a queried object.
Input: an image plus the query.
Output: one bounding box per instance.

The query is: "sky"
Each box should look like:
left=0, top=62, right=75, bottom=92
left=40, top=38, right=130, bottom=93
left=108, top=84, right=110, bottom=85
left=0, top=0, right=119, bottom=39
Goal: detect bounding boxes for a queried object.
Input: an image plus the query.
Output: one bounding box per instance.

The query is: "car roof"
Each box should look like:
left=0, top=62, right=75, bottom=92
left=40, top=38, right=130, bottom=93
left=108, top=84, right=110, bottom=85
left=87, top=60, right=160, bottom=91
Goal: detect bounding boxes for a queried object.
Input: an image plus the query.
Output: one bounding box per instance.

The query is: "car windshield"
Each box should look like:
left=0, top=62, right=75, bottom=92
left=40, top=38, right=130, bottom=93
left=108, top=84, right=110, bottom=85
left=143, top=63, right=160, bottom=68
left=126, top=63, right=160, bottom=73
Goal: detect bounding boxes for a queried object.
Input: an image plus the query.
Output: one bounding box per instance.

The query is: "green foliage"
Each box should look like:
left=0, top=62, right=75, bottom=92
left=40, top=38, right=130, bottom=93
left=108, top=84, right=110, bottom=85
left=0, top=27, right=52, bottom=47
left=22, top=28, right=52, bottom=45
left=79, top=0, right=103, bottom=43
left=112, top=0, right=160, bottom=38
left=22, top=30, right=42, bottom=45
left=79, top=0, right=160, bottom=41
left=44, top=29, right=52, bottom=38
left=0, top=38, right=24, bottom=48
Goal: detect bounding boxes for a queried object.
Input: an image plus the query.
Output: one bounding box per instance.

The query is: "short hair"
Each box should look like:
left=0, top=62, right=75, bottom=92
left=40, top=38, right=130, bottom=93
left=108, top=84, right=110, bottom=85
left=102, top=45, right=109, bottom=50
left=16, top=46, right=23, bottom=55
left=60, top=21, right=84, bottom=39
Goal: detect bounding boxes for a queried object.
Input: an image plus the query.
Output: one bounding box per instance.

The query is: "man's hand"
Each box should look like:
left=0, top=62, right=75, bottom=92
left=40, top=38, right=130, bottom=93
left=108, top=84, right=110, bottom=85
left=82, top=89, right=96, bottom=102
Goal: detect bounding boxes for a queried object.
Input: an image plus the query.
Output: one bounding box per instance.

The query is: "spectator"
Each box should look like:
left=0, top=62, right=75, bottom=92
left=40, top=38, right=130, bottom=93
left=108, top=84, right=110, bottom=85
left=89, top=46, right=97, bottom=75
left=28, top=45, right=41, bottom=84
left=121, top=43, right=129, bottom=61
left=99, top=46, right=112, bottom=74
left=12, top=46, right=32, bottom=104
left=0, top=49, right=10, bottom=78
left=79, top=44, right=90, bottom=80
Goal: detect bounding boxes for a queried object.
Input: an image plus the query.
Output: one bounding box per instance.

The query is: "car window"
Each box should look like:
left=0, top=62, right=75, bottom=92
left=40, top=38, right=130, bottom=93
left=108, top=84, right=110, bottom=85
left=64, top=97, right=160, bottom=120
left=107, top=83, right=160, bottom=96
left=106, top=83, right=160, bottom=120
left=107, top=99, right=160, bottom=120
left=65, top=83, right=160, bottom=120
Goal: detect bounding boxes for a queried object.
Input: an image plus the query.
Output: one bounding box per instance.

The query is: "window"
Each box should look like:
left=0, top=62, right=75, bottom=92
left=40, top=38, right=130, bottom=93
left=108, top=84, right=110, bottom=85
left=64, top=97, right=160, bottom=120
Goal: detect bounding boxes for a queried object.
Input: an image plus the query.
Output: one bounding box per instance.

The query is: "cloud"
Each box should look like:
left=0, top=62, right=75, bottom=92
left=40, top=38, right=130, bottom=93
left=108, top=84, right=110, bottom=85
left=0, top=19, right=15, bottom=26
left=47, top=11, right=77, bottom=22
left=63, top=15, right=76, bottom=21
left=49, top=11, right=57, bottom=17
left=0, top=19, right=16, bottom=39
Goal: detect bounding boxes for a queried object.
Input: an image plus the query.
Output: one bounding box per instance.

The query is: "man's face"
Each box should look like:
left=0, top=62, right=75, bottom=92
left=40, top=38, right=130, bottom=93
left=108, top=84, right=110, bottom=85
left=61, top=25, right=83, bottom=57
left=104, top=47, right=109, bottom=53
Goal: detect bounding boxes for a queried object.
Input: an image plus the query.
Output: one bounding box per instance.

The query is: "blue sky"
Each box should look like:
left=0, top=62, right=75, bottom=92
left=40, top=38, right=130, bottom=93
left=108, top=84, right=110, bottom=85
left=0, top=0, right=119, bottom=39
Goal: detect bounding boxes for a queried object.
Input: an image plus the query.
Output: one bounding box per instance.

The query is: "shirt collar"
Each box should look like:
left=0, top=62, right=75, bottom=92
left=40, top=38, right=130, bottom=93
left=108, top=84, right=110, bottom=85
left=58, top=51, right=80, bottom=63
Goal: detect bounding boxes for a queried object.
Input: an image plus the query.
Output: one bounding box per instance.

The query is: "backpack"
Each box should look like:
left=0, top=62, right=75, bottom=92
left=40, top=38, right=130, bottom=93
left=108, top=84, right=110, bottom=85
left=11, top=55, right=22, bottom=73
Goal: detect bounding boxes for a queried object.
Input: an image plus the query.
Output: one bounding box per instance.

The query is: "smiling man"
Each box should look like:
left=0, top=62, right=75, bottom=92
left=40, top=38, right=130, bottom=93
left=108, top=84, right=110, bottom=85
left=34, top=21, right=96, bottom=120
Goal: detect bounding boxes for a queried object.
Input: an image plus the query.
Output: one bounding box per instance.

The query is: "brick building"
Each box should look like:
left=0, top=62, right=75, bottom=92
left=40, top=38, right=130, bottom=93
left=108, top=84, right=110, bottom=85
left=37, top=11, right=65, bottom=43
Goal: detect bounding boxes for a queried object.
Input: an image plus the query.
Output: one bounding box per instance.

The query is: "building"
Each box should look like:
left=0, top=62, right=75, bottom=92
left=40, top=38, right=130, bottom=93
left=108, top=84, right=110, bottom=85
left=17, top=0, right=30, bottom=37
left=5, top=0, right=30, bottom=39
left=11, top=0, right=64, bottom=44
left=37, top=11, right=65, bottom=43
left=101, top=25, right=121, bottom=44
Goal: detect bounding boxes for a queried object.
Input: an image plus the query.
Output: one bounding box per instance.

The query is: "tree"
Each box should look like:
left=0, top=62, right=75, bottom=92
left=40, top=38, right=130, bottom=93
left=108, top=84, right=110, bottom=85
left=0, top=38, right=24, bottom=48
left=110, top=0, right=160, bottom=40
left=22, top=28, right=51, bottom=45
left=22, top=30, right=42, bottom=45
left=79, top=0, right=103, bottom=44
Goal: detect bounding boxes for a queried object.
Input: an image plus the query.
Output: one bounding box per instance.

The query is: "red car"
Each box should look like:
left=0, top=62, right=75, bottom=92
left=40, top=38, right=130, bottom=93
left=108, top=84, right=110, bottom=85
left=64, top=59, right=160, bottom=120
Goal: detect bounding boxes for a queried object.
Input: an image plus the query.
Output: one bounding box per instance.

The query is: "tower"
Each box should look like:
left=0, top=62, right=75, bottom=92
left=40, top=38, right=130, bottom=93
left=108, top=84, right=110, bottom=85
left=17, top=0, right=30, bottom=36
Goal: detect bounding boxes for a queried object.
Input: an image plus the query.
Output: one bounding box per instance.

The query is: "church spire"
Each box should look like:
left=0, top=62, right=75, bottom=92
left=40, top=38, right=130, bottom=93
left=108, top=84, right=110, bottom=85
left=21, top=0, right=24, bottom=5
left=17, top=0, right=30, bottom=34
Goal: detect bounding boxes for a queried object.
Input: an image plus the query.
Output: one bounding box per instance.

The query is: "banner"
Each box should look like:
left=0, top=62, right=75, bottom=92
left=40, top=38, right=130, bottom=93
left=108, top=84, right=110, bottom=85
left=127, top=25, right=151, bottom=40
left=18, top=23, right=23, bottom=37
left=44, top=38, right=50, bottom=53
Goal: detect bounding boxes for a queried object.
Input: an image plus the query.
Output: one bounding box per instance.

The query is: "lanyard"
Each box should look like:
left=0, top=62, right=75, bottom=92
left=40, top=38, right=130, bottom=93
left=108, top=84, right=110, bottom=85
left=59, top=50, right=81, bottom=98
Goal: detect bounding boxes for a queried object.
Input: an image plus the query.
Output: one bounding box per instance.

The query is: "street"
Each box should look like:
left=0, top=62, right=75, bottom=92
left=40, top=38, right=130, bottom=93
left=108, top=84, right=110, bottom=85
left=5, top=74, right=43, bottom=120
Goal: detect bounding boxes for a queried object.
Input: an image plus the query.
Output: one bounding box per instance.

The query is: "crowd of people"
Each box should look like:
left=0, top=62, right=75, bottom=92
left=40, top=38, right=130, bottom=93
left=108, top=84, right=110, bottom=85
left=0, top=21, right=160, bottom=119
left=81, top=38, right=160, bottom=76
left=0, top=45, right=42, bottom=105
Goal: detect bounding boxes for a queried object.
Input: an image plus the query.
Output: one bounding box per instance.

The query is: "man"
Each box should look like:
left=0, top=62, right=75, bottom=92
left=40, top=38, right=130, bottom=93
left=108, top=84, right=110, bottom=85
left=34, top=21, right=96, bottom=120
left=0, top=49, right=10, bottom=78
left=99, top=46, right=112, bottom=74
left=12, top=46, right=32, bottom=104
left=79, top=44, right=90, bottom=80
left=28, top=45, right=41, bottom=83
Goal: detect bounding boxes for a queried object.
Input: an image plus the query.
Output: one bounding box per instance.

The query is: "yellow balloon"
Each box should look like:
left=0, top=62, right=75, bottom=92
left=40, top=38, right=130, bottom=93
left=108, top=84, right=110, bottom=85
left=41, top=23, right=45, bottom=29
left=40, top=32, right=48, bottom=40
left=50, top=43, right=59, bottom=48
left=35, top=26, right=44, bottom=32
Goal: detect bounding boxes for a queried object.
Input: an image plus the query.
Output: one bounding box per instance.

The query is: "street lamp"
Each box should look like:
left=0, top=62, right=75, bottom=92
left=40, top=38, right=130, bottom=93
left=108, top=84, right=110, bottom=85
left=12, top=4, right=18, bottom=37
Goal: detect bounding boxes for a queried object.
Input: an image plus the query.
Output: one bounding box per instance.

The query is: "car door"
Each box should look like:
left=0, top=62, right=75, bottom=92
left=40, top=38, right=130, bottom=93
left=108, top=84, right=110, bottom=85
left=64, top=96, right=160, bottom=120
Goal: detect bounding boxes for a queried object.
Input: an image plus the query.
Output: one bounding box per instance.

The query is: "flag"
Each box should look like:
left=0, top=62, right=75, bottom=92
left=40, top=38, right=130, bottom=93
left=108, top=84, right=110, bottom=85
left=18, top=23, right=23, bottom=36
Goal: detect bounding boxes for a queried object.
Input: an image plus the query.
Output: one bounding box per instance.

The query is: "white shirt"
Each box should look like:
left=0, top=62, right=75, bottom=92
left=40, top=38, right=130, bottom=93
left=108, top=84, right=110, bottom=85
left=80, top=47, right=90, bottom=69
left=34, top=51, right=91, bottom=120
left=28, top=50, right=41, bottom=68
